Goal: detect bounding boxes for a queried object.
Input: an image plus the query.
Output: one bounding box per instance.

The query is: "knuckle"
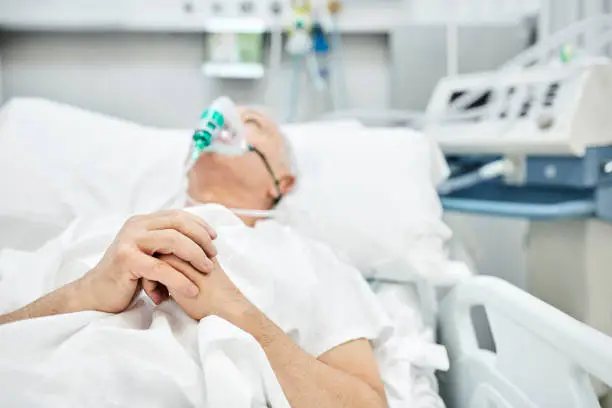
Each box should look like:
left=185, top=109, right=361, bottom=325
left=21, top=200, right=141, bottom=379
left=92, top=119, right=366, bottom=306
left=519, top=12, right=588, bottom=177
left=164, top=236, right=181, bottom=255
left=115, top=242, right=134, bottom=262
left=124, top=215, right=144, bottom=228
left=158, top=209, right=177, bottom=217
left=168, top=209, right=184, bottom=220
left=151, top=260, right=168, bottom=277
left=175, top=211, right=190, bottom=224
left=172, top=213, right=189, bottom=230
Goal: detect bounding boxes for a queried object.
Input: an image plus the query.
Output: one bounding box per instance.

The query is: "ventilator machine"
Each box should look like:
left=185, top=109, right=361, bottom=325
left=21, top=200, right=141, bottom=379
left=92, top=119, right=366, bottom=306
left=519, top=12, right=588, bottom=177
left=426, top=16, right=612, bottom=406
left=428, top=15, right=612, bottom=220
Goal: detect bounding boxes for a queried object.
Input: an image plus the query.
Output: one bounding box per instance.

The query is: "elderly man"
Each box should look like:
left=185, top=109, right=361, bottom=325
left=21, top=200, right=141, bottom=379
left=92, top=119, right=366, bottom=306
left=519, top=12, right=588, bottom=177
left=0, top=108, right=389, bottom=408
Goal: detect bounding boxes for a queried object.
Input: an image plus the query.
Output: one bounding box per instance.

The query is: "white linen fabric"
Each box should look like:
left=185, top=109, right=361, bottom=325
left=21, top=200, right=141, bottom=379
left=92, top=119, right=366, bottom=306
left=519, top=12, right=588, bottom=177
left=0, top=204, right=391, bottom=407
left=0, top=98, right=190, bottom=250
left=278, top=123, right=468, bottom=284
left=372, top=282, right=449, bottom=408
left=0, top=204, right=448, bottom=407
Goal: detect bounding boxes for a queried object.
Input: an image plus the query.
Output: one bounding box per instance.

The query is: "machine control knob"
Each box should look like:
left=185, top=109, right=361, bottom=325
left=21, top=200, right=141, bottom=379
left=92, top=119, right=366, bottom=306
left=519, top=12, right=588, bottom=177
left=601, top=161, right=612, bottom=175
left=537, top=113, right=555, bottom=131
left=544, top=165, right=557, bottom=179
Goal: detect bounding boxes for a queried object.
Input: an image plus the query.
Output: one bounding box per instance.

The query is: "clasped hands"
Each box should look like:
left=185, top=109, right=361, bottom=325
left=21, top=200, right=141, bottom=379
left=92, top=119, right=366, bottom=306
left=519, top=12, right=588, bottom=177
left=76, top=210, right=250, bottom=321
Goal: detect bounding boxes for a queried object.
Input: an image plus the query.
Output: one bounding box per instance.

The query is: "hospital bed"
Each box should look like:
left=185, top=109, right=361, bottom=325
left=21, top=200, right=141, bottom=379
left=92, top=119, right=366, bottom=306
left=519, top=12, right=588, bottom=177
left=0, top=98, right=611, bottom=408
left=326, top=15, right=612, bottom=406
left=318, top=63, right=612, bottom=408
left=439, top=277, right=612, bottom=408
left=312, top=112, right=612, bottom=408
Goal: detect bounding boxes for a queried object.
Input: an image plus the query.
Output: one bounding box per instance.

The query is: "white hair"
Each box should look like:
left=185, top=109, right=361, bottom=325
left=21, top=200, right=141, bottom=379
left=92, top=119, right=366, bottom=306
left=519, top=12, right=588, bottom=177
left=279, top=130, right=298, bottom=176
left=242, top=104, right=297, bottom=175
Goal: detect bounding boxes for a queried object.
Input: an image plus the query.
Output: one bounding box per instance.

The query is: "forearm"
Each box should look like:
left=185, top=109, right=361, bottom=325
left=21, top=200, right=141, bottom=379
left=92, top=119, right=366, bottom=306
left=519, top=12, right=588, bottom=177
left=228, top=306, right=387, bottom=408
left=0, top=280, right=88, bottom=325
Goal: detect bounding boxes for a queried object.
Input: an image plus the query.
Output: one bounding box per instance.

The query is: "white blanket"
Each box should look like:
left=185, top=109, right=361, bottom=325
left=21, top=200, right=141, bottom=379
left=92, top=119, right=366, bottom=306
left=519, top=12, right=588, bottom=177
left=0, top=206, right=298, bottom=407
left=0, top=307, right=289, bottom=407
left=0, top=204, right=448, bottom=407
left=0, top=205, right=385, bottom=407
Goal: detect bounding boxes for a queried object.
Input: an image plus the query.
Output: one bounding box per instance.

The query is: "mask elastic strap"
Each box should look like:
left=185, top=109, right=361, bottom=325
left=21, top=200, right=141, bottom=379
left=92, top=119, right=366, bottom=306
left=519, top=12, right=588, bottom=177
left=248, top=145, right=283, bottom=206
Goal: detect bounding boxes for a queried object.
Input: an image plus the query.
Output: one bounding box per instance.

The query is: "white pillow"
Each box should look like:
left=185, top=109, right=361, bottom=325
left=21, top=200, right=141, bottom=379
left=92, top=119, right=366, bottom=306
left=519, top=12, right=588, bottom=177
left=0, top=98, right=189, bottom=250
left=278, top=122, right=468, bottom=284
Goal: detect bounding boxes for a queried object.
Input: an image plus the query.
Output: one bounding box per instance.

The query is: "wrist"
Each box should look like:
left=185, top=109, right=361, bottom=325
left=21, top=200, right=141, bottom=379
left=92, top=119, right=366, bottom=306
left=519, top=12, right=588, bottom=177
left=217, top=296, right=258, bottom=326
left=223, top=302, right=282, bottom=349
left=68, top=276, right=98, bottom=313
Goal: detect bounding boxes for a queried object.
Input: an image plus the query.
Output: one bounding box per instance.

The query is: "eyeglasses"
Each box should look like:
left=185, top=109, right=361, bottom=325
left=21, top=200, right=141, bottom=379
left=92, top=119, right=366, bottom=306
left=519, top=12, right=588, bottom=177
left=248, top=145, right=283, bottom=206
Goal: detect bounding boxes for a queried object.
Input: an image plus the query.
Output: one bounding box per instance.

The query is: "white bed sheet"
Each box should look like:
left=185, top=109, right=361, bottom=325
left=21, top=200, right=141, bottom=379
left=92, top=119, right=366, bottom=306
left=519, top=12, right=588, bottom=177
left=0, top=215, right=449, bottom=408
left=371, top=281, right=448, bottom=408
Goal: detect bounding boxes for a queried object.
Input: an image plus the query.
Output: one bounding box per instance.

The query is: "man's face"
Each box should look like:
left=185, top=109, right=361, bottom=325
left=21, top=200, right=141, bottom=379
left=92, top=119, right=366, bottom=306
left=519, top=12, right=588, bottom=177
left=188, top=107, right=295, bottom=210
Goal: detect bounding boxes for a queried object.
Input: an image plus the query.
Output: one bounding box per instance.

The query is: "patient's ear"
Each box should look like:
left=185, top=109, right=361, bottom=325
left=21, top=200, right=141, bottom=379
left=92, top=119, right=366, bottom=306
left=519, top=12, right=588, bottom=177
left=278, top=174, right=296, bottom=196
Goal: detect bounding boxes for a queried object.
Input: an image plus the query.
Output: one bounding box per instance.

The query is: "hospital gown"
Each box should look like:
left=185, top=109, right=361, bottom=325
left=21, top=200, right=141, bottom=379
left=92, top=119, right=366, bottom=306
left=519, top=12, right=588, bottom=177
left=0, top=204, right=391, bottom=407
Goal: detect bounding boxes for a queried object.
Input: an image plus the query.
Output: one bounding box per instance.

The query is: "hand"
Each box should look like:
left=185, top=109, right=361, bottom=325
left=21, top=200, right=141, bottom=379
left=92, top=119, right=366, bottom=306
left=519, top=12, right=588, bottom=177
left=78, top=210, right=218, bottom=314
left=158, top=254, right=253, bottom=322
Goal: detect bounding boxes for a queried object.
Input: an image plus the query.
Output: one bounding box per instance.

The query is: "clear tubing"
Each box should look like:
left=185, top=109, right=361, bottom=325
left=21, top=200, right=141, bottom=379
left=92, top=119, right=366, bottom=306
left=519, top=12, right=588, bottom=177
left=437, top=171, right=490, bottom=195
left=449, top=15, right=612, bottom=114
left=329, top=15, right=348, bottom=110
left=503, top=14, right=612, bottom=69
left=437, top=159, right=514, bottom=195
left=267, top=14, right=284, bottom=106
left=186, top=193, right=278, bottom=218
left=269, top=18, right=284, bottom=74
left=446, top=21, right=459, bottom=77
left=588, top=28, right=612, bottom=56
left=306, top=52, right=326, bottom=91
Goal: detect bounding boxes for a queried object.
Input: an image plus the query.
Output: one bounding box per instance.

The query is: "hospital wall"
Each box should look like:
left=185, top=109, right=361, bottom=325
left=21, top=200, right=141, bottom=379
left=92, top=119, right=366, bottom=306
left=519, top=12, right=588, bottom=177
left=0, top=20, right=531, bottom=126
left=0, top=31, right=390, bottom=127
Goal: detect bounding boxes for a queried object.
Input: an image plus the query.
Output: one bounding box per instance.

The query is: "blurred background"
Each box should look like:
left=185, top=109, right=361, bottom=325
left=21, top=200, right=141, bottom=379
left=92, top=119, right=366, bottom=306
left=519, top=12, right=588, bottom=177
left=2, top=3, right=612, bottom=406
left=0, top=0, right=543, bottom=126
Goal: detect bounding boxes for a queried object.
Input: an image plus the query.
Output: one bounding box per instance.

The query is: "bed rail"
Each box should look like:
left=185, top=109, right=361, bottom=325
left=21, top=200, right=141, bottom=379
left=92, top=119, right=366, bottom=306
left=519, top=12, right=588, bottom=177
left=438, top=276, right=612, bottom=408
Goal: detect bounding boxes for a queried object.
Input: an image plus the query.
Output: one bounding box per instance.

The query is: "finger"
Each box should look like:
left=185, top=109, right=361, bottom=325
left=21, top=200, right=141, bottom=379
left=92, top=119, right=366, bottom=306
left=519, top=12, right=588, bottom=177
left=142, top=279, right=163, bottom=305
left=156, top=210, right=217, bottom=240
left=136, top=253, right=199, bottom=298
left=139, top=230, right=214, bottom=273
left=158, top=254, right=205, bottom=287
left=144, top=212, right=218, bottom=259
left=181, top=211, right=218, bottom=240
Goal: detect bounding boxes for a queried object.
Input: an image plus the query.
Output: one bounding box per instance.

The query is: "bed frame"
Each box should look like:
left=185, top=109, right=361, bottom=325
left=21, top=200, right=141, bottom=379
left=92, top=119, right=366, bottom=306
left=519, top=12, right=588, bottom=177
left=318, top=111, right=612, bottom=408
left=438, top=276, right=612, bottom=408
